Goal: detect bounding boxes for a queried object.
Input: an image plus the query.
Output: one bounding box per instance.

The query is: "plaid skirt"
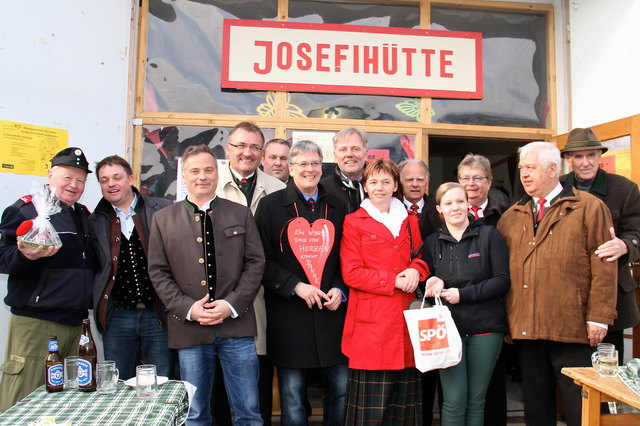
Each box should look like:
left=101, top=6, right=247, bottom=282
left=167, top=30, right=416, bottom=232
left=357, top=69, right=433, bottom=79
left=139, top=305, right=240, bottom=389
left=344, top=368, right=422, bottom=425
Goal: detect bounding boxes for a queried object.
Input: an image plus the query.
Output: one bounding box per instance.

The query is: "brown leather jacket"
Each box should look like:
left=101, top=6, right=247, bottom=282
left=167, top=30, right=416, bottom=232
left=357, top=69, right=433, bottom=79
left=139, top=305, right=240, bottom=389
left=497, top=184, right=617, bottom=344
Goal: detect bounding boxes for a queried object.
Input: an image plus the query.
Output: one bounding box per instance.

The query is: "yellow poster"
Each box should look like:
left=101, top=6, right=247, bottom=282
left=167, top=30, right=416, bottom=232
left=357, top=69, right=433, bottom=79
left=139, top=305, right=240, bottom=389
left=0, top=120, right=68, bottom=176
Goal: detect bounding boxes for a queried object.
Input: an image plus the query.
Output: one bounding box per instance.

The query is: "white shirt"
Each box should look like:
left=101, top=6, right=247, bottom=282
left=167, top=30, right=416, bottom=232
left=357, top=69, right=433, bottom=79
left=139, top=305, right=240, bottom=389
left=113, top=194, right=138, bottom=239
left=403, top=197, right=424, bottom=213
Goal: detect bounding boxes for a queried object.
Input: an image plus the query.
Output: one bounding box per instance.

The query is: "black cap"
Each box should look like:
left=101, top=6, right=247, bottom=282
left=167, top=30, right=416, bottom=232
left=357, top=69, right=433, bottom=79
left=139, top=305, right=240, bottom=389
left=50, top=147, right=92, bottom=173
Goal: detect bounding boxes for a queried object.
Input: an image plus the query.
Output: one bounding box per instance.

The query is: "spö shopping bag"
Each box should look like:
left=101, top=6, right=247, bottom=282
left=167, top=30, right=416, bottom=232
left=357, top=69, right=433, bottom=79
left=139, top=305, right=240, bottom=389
left=403, top=295, right=462, bottom=372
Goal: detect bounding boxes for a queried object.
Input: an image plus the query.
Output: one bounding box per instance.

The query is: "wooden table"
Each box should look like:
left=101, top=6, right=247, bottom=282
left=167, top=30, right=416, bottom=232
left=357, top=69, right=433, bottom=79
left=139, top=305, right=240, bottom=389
left=562, top=367, right=640, bottom=425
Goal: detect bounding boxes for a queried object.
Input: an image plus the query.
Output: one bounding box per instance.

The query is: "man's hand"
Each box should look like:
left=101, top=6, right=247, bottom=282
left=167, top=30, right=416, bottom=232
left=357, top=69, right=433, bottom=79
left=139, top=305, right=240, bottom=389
left=191, top=293, right=224, bottom=326
left=595, top=227, right=628, bottom=262
left=17, top=241, right=60, bottom=260
left=394, top=268, right=420, bottom=293
left=587, top=323, right=607, bottom=346
left=294, top=282, right=329, bottom=309
left=323, top=288, right=343, bottom=311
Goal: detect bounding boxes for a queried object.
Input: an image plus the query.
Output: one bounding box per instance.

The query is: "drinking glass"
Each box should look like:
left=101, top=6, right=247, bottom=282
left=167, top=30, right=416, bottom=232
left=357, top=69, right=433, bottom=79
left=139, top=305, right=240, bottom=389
left=64, top=356, right=79, bottom=390
left=97, top=360, right=119, bottom=395
left=592, top=345, right=618, bottom=378
left=136, top=364, right=157, bottom=400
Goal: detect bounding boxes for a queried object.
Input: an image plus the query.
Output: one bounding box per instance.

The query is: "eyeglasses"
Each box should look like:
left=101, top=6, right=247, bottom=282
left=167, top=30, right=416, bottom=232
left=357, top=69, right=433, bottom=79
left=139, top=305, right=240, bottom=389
left=228, top=142, right=263, bottom=152
left=291, top=161, right=322, bottom=169
left=459, top=176, right=488, bottom=184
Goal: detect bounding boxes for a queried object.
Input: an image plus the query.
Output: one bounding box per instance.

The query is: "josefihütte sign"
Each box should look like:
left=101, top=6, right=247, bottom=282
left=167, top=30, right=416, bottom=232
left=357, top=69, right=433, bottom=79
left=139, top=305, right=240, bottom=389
left=222, top=19, right=482, bottom=99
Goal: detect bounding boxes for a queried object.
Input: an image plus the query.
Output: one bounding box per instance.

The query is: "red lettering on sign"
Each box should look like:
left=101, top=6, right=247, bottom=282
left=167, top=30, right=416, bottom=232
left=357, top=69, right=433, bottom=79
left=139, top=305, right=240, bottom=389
left=440, top=50, right=453, bottom=78
left=335, top=44, right=348, bottom=72
left=277, top=42, right=293, bottom=70
left=402, top=47, right=416, bottom=76
left=296, top=43, right=312, bottom=70
left=254, top=40, right=273, bottom=74
left=316, top=43, right=330, bottom=72
left=421, top=49, right=435, bottom=77
left=363, top=45, right=378, bottom=74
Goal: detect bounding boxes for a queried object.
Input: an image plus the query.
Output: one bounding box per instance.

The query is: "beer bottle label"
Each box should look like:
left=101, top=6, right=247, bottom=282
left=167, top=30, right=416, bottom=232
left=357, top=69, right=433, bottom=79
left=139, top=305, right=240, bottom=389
left=47, top=364, right=64, bottom=387
left=77, top=359, right=92, bottom=386
left=48, top=340, right=59, bottom=351
left=79, top=335, right=89, bottom=345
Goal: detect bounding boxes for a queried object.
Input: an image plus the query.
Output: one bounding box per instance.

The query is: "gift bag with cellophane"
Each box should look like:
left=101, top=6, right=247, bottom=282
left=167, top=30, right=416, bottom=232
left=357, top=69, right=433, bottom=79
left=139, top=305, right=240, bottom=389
left=17, top=185, right=63, bottom=248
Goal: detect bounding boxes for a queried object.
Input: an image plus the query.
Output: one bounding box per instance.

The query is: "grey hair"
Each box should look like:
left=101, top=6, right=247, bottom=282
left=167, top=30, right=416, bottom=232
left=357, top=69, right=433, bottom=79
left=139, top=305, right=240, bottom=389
left=458, top=153, right=492, bottom=180
left=398, top=158, right=430, bottom=179
left=518, top=142, right=561, bottom=171
left=264, top=138, right=292, bottom=151
left=289, top=140, right=323, bottom=163
left=333, top=127, right=368, bottom=149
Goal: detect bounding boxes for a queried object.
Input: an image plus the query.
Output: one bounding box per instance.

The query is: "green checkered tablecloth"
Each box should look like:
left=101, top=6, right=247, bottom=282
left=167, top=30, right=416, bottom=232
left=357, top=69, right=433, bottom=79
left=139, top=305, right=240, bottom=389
left=0, top=381, right=188, bottom=425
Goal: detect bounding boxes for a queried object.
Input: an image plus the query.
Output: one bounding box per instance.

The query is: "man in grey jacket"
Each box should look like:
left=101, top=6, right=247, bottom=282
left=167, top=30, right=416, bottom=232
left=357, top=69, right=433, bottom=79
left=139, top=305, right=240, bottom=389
left=89, top=155, right=172, bottom=380
left=149, top=144, right=265, bottom=426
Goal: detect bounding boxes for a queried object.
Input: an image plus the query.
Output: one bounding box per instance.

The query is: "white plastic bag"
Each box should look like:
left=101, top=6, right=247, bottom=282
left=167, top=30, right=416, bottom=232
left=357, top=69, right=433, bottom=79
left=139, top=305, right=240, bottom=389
left=403, top=295, right=462, bottom=372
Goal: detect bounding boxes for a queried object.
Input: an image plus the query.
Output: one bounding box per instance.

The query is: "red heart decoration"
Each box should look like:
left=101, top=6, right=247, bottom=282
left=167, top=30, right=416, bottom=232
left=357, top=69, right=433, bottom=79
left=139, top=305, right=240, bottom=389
left=16, top=220, right=34, bottom=236
left=287, top=217, right=335, bottom=288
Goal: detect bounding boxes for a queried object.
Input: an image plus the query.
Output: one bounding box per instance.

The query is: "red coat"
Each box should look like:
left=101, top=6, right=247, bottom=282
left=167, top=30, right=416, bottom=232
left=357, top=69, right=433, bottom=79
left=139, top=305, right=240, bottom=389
left=340, top=208, right=429, bottom=370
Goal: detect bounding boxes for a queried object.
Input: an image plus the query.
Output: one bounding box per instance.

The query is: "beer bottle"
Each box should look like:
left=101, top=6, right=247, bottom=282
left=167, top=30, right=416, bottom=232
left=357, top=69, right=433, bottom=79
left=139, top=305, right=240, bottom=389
left=45, top=336, right=63, bottom=392
left=78, top=318, right=97, bottom=392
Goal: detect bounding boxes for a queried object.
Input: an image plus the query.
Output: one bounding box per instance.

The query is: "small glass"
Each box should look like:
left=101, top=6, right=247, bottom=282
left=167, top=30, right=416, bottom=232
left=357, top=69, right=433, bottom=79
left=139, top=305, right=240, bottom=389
left=64, top=356, right=79, bottom=390
left=97, top=360, right=119, bottom=395
left=136, top=364, right=157, bottom=400
left=592, top=346, right=619, bottom=378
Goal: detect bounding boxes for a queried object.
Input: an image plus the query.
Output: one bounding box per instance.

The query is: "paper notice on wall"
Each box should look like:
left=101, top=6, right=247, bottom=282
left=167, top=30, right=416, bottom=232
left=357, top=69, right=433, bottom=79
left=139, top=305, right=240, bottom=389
left=0, top=120, right=68, bottom=176
left=291, top=131, right=336, bottom=163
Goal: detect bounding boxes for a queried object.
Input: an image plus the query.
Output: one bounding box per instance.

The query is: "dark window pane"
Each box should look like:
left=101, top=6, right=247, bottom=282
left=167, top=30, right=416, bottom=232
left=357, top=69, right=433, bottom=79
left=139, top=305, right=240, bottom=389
left=286, top=0, right=421, bottom=122
left=145, top=0, right=277, bottom=114
left=431, top=7, right=549, bottom=128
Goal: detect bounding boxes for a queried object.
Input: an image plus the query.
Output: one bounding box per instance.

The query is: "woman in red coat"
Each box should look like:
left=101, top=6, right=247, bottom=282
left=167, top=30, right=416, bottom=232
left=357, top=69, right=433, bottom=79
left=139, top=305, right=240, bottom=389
left=340, top=158, right=429, bottom=425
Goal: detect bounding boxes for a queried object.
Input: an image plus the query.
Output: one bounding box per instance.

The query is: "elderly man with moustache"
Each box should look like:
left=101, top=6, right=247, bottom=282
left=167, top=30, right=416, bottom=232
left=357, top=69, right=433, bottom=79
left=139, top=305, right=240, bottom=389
left=216, top=121, right=285, bottom=424
left=149, top=144, right=264, bottom=425
left=497, top=141, right=617, bottom=426
left=321, top=127, right=368, bottom=214
left=561, top=128, right=640, bottom=361
left=261, top=138, right=291, bottom=183
left=0, top=147, right=95, bottom=411
left=89, top=155, right=173, bottom=380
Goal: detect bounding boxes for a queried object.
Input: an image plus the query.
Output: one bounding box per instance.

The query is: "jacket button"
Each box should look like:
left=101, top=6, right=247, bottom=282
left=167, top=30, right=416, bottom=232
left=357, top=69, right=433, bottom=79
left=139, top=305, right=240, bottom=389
left=275, top=283, right=281, bottom=289
left=393, top=245, right=399, bottom=250
left=197, top=237, right=203, bottom=243
left=371, top=234, right=377, bottom=240
left=195, top=216, right=201, bottom=222
left=115, top=237, right=120, bottom=242
left=394, top=267, right=399, bottom=273
left=233, top=231, right=238, bottom=235
left=200, top=280, right=207, bottom=287
left=521, top=331, right=527, bottom=336
left=523, top=284, right=528, bottom=289
left=112, top=256, right=118, bottom=261
left=380, top=280, right=386, bottom=285
left=198, top=258, right=205, bottom=264
left=103, top=295, right=109, bottom=300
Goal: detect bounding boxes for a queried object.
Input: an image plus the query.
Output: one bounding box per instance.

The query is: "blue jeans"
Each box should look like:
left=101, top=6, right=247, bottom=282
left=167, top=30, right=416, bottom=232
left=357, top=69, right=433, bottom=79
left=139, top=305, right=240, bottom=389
left=101, top=304, right=173, bottom=380
left=278, top=363, right=348, bottom=426
left=178, top=336, right=261, bottom=426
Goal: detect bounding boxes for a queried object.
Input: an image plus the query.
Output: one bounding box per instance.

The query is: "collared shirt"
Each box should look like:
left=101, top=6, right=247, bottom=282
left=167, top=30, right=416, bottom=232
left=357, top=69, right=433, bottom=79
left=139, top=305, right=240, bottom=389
left=229, top=167, right=255, bottom=182
left=469, top=198, right=489, bottom=218
left=339, top=171, right=364, bottom=201
left=301, top=189, right=319, bottom=204
left=113, top=194, right=139, bottom=239
left=403, top=197, right=425, bottom=213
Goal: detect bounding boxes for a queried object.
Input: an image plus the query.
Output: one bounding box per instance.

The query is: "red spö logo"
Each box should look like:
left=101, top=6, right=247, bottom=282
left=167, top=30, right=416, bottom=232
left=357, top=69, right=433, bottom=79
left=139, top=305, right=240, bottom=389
left=418, top=317, right=449, bottom=351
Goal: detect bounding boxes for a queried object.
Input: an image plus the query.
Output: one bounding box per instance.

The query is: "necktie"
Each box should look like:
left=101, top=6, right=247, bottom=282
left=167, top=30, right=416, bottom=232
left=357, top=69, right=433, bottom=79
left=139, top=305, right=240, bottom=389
left=308, top=198, right=315, bottom=211
left=240, top=178, right=247, bottom=184
left=536, top=198, right=547, bottom=222
left=470, top=206, right=481, bottom=220
left=409, top=204, right=419, bottom=216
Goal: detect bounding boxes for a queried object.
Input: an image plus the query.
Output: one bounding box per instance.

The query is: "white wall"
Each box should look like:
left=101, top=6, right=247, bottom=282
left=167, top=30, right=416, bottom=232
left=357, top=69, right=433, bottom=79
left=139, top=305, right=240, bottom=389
left=0, top=1, right=134, bottom=366
left=568, top=0, right=640, bottom=128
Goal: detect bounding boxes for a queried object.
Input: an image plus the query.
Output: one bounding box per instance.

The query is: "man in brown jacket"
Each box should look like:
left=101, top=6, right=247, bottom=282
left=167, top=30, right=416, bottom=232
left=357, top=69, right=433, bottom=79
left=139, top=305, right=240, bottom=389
left=148, top=144, right=265, bottom=426
left=497, top=142, right=617, bottom=426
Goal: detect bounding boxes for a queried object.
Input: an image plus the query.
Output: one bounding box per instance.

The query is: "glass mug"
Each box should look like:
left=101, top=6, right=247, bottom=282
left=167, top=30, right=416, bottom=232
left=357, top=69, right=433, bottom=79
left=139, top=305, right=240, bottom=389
left=64, top=356, right=79, bottom=390
left=136, top=364, right=157, bottom=400
left=591, top=343, right=618, bottom=378
left=96, top=360, right=119, bottom=395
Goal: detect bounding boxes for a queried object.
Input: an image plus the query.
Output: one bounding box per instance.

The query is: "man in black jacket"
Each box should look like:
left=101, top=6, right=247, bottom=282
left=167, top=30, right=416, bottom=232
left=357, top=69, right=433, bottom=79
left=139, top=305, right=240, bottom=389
left=561, top=127, right=640, bottom=360
left=88, top=155, right=173, bottom=380
left=399, top=158, right=440, bottom=240
left=320, top=127, right=367, bottom=214
left=458, top=154, right=509, bottom=227
left=0, top=147, right=95, bottom=411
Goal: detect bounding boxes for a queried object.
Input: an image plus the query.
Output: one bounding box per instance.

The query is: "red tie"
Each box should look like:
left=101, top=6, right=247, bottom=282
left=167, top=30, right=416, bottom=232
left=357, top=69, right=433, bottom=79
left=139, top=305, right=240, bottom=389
left=536, top=198, right=547, bottom=222
left=409, top=204, right=419, bottom=215
left=240, top=178, right=247, bottom=184
left=470, top=206, right=481, bottom=220
left=308, top=198, right=315, bottom=211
